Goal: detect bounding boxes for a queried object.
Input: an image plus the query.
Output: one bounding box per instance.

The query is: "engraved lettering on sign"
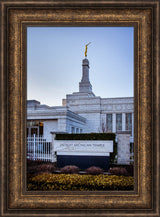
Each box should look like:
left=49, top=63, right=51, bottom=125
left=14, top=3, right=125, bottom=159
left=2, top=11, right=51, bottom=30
left=54, top=140, right=113, bottom=153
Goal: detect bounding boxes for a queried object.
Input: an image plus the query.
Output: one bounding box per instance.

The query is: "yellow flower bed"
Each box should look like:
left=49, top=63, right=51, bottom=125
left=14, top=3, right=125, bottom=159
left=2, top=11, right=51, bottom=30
left=27, top=174, right=134, bottom=191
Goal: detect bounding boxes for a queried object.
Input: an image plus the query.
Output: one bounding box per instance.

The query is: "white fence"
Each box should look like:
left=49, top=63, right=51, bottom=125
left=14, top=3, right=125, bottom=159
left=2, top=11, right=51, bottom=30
left=27, top=134, right=134, bottom=164
left=27, top=135, right=53, bottom=162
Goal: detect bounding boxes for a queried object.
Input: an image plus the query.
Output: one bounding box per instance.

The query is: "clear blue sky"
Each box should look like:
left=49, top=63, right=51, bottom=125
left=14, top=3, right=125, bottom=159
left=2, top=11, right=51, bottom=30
left=27, top=27, right=134, bottom=106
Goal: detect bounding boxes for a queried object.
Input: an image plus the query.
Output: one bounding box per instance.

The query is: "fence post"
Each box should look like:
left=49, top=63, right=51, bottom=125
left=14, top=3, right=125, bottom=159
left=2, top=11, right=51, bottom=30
left=117, top=131, right=131, bottom=164
left=33, top=134, right=36, bottom=160
left=51, top=133, right=56, bottom=162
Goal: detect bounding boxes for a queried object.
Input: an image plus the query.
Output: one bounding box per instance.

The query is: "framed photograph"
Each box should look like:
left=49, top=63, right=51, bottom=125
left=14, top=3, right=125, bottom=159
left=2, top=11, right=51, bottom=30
left=26, top=26, right=134, bottom=188
left=0, top=0, right=159, bottom=216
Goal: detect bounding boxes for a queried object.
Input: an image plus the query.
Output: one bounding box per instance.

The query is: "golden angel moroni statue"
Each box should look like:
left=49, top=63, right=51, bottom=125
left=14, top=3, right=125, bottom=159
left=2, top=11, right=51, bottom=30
left=85, top=42, right=91, bottom=57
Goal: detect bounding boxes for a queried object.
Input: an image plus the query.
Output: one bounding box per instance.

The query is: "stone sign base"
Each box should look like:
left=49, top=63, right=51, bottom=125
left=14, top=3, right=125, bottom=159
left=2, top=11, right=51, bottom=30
left=57, top=154, right=110, bottom=170
left=53, top=139, right=113, bottom=170
left=117, top=131, right=131, bottom=165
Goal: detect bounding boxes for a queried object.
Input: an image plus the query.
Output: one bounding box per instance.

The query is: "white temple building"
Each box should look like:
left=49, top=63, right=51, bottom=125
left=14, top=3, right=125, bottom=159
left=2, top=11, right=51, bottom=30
left=27, top=58, right=134, bottom=144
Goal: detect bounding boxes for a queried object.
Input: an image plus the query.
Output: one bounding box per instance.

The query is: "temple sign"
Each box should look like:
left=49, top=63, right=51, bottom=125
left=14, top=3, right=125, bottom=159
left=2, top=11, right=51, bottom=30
left=85, top=42, right=91, bottom=57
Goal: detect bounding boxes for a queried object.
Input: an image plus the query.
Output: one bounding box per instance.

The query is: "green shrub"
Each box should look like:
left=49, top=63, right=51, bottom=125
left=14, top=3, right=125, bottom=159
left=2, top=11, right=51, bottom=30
left=27, top=165, right=39, bottom=174
left=39, top=164, right=56, bottom=173
left=27, top=159, right=44, bottom=167
left=27, top=174, right=134, bottom=191
left=85, top=166, right=104, bottom=175
left=108, top=167, right=128, bottom=176
left=27, top=161, right=56, bottom=175
left=60, top=165, right=79, bottom=174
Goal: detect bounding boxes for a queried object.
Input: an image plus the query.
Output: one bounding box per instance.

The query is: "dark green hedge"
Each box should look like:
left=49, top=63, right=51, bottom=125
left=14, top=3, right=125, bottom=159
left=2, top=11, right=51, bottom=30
left=55, top=133, right=117, bottom=163
left=110, top=142, right=117, bottom=164
left=55, top=133, right=115, bottom=141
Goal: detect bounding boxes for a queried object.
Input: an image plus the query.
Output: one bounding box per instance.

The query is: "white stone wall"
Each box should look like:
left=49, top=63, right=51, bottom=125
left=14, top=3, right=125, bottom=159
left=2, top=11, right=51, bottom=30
left=77, top=113, right=101, bottom=133
left=57, top=118, right=67, bottom=132
left=65, top=93, right=134, bottom=134
left=43, top=120, right=58, bottom=142
left=101, top=98, right=134, bottom=113
left=27, top=93, right=134, bottom=139
left=66, top=118, right=85, bottom=134
left=117, top=133, right=131, bottom=164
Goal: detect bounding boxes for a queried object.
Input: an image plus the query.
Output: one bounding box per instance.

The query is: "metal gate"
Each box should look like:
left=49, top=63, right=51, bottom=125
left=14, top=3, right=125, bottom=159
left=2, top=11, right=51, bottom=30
left=27, top=134, right=53, bottom=162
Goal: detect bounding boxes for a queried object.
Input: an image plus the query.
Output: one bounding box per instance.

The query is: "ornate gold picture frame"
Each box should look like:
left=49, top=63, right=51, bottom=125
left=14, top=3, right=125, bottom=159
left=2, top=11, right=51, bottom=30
left=0, top=0, right=159, bottom=216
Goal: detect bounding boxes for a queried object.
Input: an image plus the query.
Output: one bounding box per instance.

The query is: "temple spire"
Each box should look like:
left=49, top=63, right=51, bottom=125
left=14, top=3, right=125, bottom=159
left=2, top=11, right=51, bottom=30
left=79, top=58, right=92, bottom=93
